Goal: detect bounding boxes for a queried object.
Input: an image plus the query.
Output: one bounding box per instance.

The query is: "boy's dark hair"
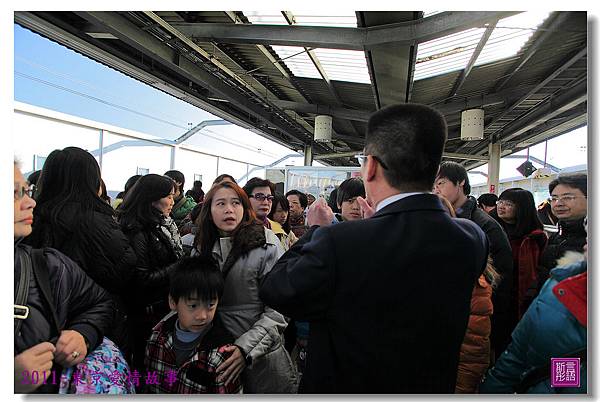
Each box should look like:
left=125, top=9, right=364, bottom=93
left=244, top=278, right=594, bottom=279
left=477, top=193, right=498, bottom=208
left=437, top=161, right=471, bottom=195
left=242, top=177, right=275, bottom=197
left=337, top=178, right=365, bottom=206
left=169, top=255, right=224, bottom=304
left=365, top=103, right=447, bottom=192
left=164, top=170, right=185, bottom=194
left=548, top=173, right=587, bottom=196
left=285, top=189, right=308, bottom=209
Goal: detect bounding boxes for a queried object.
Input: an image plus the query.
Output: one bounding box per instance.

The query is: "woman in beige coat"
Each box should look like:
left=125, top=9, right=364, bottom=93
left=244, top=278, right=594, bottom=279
left=192, top=181, right=297, bottom=393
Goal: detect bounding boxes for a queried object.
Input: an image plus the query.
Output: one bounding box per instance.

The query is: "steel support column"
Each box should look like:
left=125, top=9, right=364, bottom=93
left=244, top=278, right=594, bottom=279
left=487, top=142, right=501, bottom=194
left=304, top=144, right=313, bottom=166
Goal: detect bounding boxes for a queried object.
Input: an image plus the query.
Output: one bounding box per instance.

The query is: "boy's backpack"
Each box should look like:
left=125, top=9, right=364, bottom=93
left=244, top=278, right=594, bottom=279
left=58, top=337, right=136, bottom=394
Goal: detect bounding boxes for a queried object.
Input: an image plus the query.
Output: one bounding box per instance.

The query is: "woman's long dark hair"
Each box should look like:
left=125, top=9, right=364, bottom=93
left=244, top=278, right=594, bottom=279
left=497, top=188, right=543, bottom=238
left=268, top=193, right=291, bottom=233
left=193, top=182, right=258, bottom=255
left=29, top=147, right=115, bottom=246
left=118, top=174, right=175, bottom=231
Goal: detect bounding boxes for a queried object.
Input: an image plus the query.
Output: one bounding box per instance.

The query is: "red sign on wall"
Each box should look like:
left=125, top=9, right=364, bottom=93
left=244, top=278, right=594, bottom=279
left=489, top=184, right=496, bottom=194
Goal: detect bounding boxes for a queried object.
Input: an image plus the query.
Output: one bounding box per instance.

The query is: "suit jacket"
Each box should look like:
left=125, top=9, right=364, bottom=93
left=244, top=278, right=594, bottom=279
left=259, top=194, right=488, bottom=393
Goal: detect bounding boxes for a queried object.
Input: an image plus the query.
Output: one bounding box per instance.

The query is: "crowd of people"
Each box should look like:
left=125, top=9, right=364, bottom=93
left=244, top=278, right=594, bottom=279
left=14, top=103, right=587, bottom=394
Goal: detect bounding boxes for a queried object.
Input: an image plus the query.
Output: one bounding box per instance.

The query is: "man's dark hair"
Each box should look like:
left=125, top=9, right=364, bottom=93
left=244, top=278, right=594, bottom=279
left=327, top=188, right=340, bottom=213
left=549, top=173, right=587, bottom=196
left=243, top=177, right=275, bottom=198
left=365, top=103, right=447, bottom=191
left=337, top=178, right=365, bottom=206
left=164, top=170, right=185, bottom=194
left=477, top=193, right=498, bottom=208
left=169, top=255, right=224, bottom=304
left=436, top=161, right=471, bottom=195
left=285, top=189, right=308, bottom=209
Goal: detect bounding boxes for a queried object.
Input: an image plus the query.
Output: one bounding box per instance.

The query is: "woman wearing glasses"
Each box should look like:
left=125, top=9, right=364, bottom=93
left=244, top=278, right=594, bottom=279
left=14, top=161, right=112, bottom=393
left=191, top=181, right=297, bottom=393
left=495, top=188, right=547, bottom=320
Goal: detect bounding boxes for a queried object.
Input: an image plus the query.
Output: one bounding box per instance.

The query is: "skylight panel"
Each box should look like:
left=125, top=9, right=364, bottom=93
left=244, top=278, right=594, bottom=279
left=243, top=11, right=288, bottom=25
left=474, top=11, right=551, bottom=67
left=313, top=48, right=371, bottom=84
left=414, top=27, right=485, bottom=81
left=292, top=12, right=357, bottom=28
left=244, top=11, right=369, bottom=84
left=270, top=45, right=322, bottom=79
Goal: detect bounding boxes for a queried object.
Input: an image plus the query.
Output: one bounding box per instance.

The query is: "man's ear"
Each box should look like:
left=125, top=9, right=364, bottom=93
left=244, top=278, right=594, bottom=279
left=459, top=180, right=466, bottom=188
left=168, top=295, right=177, bottom=311
left=365, top=156, right=378, bottom=182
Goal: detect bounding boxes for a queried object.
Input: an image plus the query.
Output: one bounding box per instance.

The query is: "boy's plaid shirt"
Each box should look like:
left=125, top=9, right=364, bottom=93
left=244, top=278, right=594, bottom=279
left=144, top=312, right=242, bottom=394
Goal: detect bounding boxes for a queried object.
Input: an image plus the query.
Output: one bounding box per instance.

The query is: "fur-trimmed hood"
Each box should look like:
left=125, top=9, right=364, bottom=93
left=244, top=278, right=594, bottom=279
left=556, top=251, right=585, bottom=267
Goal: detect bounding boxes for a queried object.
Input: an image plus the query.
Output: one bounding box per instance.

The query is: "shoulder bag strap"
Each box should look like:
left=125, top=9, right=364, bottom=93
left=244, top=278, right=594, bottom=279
left=14, top=252, right=32, bottom=337
left=30, top=249, right=62, bottom=337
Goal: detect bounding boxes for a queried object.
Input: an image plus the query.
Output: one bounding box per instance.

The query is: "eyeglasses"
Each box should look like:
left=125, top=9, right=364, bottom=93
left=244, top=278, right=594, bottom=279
left=434, top=179, right=449, bottom=188
left=496, top=200, right=515, bottom=208
left=354, top=153, right=388, bottom=170
left=550, top=195, right=585, bottom=204
left=14, top=185, right=34, bottom=200
left=250, top=193, right=274, bottom=202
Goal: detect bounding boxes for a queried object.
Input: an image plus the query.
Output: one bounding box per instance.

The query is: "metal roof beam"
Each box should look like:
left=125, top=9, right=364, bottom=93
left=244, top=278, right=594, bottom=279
left=272, top=85, right=535, bottom=123
left=448, top=19, right=498, bottom=98
left=172, top=12, right=519, bottom=50
left=494, top=11, right=572, bottom=91
left=272, top=100, right=372, bottom=122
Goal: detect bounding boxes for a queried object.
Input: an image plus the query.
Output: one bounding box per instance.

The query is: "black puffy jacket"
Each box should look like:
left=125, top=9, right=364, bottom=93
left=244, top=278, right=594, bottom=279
left=14, top=240, right=113, bottom=355
left=121, top=222, right=179, bottom=312
left=537, top=218, right=586, bottom=289
left=26, top=206, right=136, bottom=352
left=27, top=206, right=136, bottom=295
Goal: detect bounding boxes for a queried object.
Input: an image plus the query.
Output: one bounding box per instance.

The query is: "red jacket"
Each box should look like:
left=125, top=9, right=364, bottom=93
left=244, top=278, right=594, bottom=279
left=455, top=275, right=493, bottom=393
left=510, top=229, right=547, bottom=318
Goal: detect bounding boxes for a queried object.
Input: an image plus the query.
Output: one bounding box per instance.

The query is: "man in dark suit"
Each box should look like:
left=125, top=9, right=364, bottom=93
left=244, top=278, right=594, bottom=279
left=259, top=103, right=489, bottom=393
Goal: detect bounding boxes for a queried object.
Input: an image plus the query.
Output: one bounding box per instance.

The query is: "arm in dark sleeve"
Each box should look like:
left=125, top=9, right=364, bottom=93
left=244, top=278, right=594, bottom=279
left=83, top=215, right=136, bottom=295
left=128, top=231, right=173, bottom=304
left=484, top=219, right=514, bottom=312
left=259, top=225, right=335, bottom=321
left=49, top=249, right=113, bottom=351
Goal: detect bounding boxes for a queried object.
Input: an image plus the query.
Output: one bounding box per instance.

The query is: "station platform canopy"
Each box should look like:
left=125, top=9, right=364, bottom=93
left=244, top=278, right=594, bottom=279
left=15, top=11, right=587, bottom=170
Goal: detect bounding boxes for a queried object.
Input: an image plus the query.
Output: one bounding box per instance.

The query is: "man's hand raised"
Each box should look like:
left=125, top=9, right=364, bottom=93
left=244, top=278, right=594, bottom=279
left=306, top=197, right=334, bottom=227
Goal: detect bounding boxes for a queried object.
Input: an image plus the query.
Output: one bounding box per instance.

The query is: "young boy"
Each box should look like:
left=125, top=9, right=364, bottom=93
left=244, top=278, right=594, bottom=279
left=144, top=256, right=242, bottom=393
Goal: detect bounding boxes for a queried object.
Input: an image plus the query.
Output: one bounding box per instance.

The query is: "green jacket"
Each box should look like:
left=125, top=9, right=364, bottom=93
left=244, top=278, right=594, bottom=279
left=171, top=195, right=196, bottom=222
